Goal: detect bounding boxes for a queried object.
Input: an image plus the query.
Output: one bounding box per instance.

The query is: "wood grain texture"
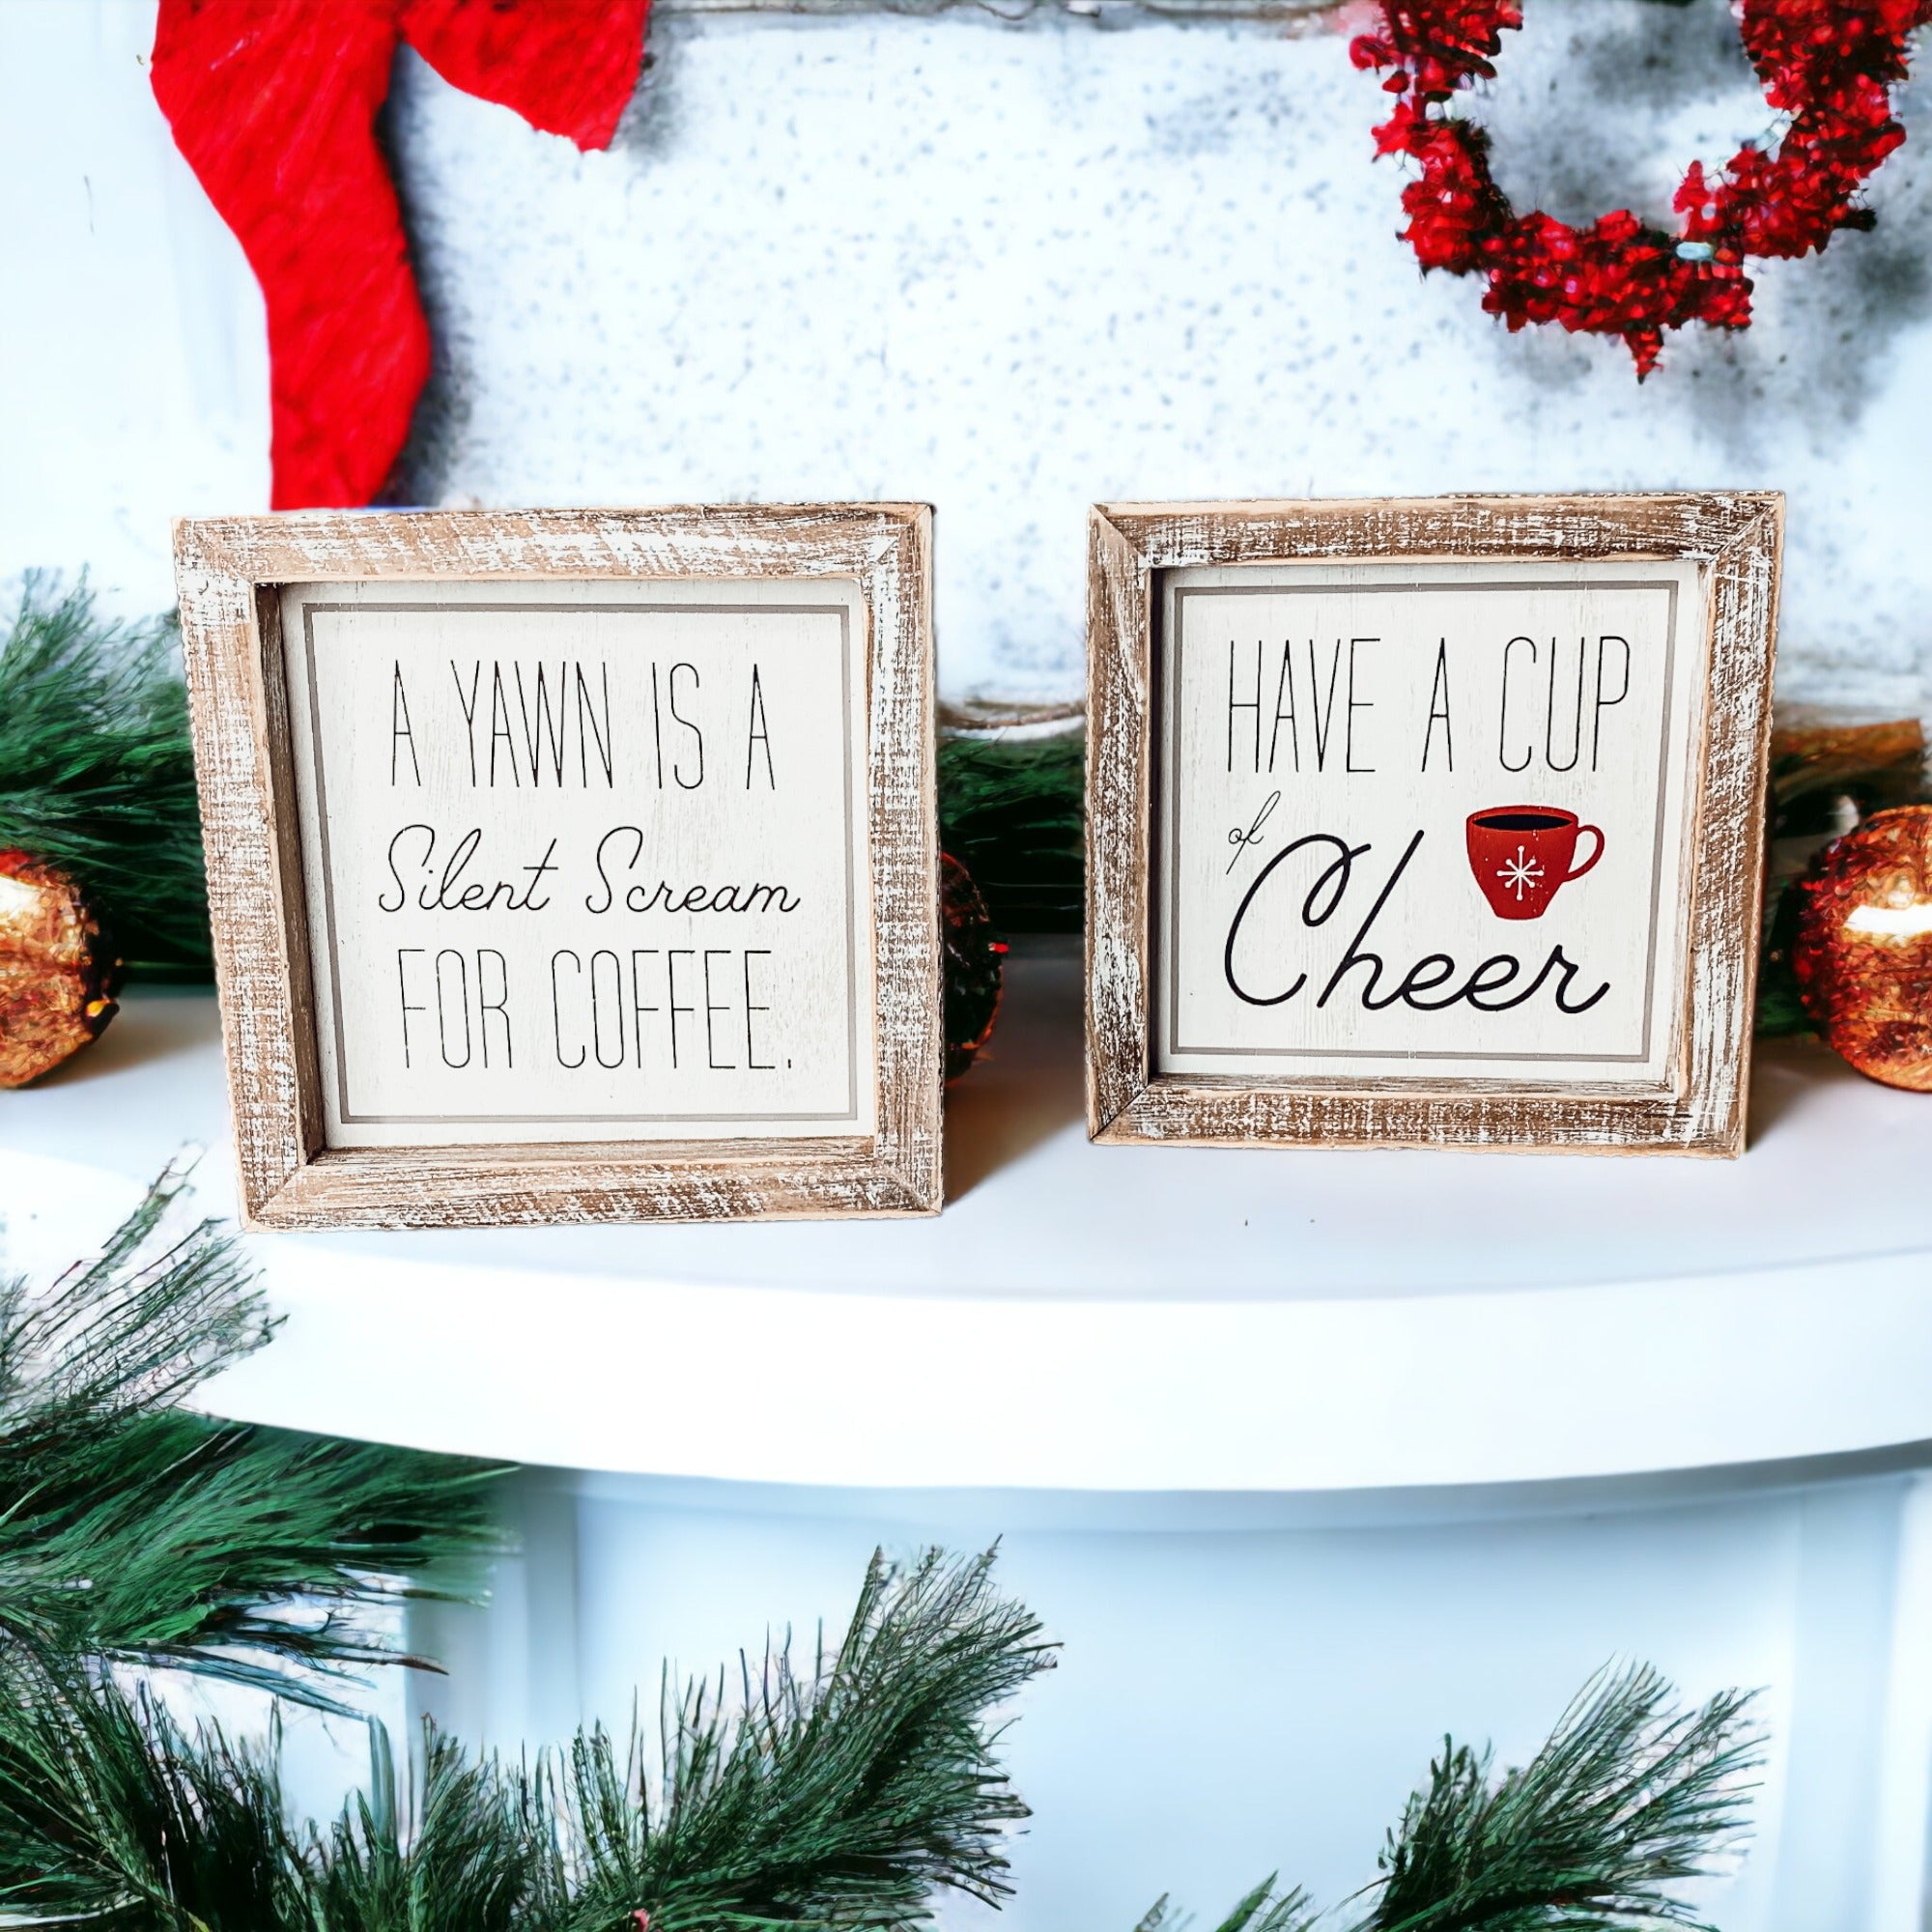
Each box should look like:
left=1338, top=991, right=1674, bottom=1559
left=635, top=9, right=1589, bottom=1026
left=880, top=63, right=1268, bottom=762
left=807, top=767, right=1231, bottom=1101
left=1083, top=492, right=1782, bottom=1156
left=175, top=505, right=940, bottom=1227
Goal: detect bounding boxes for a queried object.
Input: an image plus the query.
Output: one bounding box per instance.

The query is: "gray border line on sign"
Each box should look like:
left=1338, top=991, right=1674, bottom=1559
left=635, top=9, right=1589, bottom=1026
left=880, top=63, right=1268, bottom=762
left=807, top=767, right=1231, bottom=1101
left=298, top=597, right=864, bottom=1127
left=1158, top=577, right=1682, bottom=1066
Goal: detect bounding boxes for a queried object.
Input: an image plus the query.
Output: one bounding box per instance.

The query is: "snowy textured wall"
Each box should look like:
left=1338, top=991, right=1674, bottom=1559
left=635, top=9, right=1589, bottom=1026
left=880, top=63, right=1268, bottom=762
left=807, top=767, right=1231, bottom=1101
left=387, top=0, right=1932, bottom=710
left=5, top=1, right=1931, bottom=715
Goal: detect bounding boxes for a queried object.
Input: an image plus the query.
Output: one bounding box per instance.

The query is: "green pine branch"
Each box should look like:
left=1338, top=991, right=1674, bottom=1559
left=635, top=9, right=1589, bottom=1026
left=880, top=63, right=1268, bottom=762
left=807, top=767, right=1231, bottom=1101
left=1158, top=1664, right=1762, bottom=1932
left=1135, top=1877, right=1321, bottom=1932
left=536, top=1547, right=1056, bottom=1932
left=936, top=727, right=1085, bottom=933
left=1368, top=1665, right=1759, bottom=1932
left=0, top=1163, right=502, bottom=1704
left=306, top=1720, right=536, bottom=1932
left=0, top=1548, right=1056, bottom=1932
left=0, top=1652, right=300, bottom=1929
left=0, top=574, right=211, bottom=977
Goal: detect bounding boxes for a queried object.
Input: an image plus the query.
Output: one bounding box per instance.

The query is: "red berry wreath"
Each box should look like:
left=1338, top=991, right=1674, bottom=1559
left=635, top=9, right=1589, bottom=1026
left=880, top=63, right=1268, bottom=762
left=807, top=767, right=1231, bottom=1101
left=1350, top=0, right=1932, bottom=372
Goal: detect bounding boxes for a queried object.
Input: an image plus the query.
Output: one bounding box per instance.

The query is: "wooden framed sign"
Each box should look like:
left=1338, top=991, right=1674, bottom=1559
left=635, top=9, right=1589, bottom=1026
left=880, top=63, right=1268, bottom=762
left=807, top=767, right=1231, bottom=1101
left=1086, top=493, right=1782, bottom=1156
left=175, top=506, right=940, bottom=1226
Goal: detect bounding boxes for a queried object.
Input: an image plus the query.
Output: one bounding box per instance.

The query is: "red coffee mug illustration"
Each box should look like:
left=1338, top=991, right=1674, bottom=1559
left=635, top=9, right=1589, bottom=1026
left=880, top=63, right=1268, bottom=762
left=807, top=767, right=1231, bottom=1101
left=1465, top=806, right=1605, bottom=921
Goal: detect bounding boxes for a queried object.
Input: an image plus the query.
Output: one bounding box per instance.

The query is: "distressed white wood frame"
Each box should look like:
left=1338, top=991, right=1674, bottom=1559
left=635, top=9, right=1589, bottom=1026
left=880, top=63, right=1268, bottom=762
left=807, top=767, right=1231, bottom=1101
left=175, top=505, right=940, bottom=1226
left=1085, top=493, right=1782, bottom=1156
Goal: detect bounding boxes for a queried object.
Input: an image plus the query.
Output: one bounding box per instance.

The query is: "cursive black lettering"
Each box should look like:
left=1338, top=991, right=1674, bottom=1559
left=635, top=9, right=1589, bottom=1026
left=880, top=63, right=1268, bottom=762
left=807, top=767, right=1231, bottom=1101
left=1225, top=832, right=1367, bottom=1007
left=1220, top=826, right=1612, bottom=1019
left=585, top=827, right=803, bottom=917
left=436, top=827, right=486, bottom=910
left=393, top=827, right=557, bottom=913
left=1392, top=952, right=1459, bottom=1008
left=382, top=824, right=434, bottom=912
left=1319, top=830, right=1424, bottom=1009
left=586, top=825, right=644, bottom=915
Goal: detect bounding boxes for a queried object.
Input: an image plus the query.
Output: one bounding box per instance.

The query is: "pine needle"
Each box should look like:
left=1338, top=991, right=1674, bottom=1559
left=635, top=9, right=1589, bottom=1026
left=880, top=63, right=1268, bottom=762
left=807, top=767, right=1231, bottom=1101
left=1135, top=1879, right=1320, bottom=1932
left=535, top=1546, right=1057, bottom=1931
left=0, top=574, right=211, bottom=977
left=0, top=1164, right=503, bottom=1704
left=0, top=1550, right=1054, bottom=1932
left=0, top=1653, right=302, bottom=1929
left=304, top=1720, right=537, bottom=1932
left=1149, top=1663, right=1761, bottom=1932
left=937, top=729, right=1084, bottom=934
left=1366, top=1665, right=1761, bottom=1932
left=0, top=1155, right=268, bottom=1433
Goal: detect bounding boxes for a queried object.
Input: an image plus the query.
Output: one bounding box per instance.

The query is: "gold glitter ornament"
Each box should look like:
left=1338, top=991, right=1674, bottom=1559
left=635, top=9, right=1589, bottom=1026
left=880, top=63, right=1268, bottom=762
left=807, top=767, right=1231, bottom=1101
left=1792, top=805, right=1932, bottom=1093
left=0, top=850, right=121, bottom=1088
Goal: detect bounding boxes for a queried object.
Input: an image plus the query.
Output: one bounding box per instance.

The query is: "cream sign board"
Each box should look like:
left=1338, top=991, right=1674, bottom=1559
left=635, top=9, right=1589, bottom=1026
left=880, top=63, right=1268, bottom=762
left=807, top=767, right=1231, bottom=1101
left=282, top=579, right=871, bottom=1146
left=177, top=506, right=940, bottom=1228
left=1154, top=558, right=1701, bottom=1092
left=1088, top=495, right=1782, bottom=1156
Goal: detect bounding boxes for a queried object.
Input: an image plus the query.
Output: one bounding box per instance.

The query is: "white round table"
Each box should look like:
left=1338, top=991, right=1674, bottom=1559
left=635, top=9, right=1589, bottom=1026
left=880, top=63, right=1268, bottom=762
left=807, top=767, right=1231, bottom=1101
left=6, top=945, right=1929, bottom=1493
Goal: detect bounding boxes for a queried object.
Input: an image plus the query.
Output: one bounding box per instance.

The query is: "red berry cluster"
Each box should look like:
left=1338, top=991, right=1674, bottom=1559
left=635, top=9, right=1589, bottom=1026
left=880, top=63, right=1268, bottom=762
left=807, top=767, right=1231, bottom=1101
left=1350, top=0, right=1932, bottom=373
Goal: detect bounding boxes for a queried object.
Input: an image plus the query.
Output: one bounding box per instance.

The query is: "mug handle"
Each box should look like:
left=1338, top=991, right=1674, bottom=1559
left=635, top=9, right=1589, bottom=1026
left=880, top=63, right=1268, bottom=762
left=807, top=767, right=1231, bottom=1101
left=1566, top=823, right=1605, bottom=881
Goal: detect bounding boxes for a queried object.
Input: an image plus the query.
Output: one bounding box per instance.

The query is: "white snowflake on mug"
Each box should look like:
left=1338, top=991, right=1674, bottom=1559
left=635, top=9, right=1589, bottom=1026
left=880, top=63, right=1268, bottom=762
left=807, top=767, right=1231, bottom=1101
left=1496, top=845, right=1545, bottom=901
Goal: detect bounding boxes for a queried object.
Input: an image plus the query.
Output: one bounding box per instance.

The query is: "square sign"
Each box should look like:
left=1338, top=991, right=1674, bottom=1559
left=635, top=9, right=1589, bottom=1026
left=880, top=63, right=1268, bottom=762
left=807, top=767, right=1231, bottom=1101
left=1090, top=495, right=1781, bottom=1155
left=1155, top=557, right=1701, bottom=1091
left=281, top=578, right=872, bottom=1146
left=177, top=507, right=940, bottom=1226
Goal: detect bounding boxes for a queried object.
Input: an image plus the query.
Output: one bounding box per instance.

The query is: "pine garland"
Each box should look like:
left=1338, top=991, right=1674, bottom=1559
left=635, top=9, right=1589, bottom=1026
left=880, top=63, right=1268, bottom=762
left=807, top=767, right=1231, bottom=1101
left=0, top=1656, right=299, bottom=1927
left=0, top=1161, right=502, bottom=1705
left=0, top=1551, right=1057, bottom=1932
left=0, top=576, right=211, bottom=978
left=529, top=1548, right=1050, bottom=1931
left=520, top=1548, right=1050, bottom=1932
left=937, top=722, right=1084, bottom=934
left=1145, top=1663, right=1762, bottom=1932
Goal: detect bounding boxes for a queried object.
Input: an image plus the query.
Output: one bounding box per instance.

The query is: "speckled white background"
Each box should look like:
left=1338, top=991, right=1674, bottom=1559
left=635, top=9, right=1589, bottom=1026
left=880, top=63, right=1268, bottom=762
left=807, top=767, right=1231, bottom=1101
left=7, top=2, right=1929, bottom=714
left=381, top=1, right=1932, bottom=710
